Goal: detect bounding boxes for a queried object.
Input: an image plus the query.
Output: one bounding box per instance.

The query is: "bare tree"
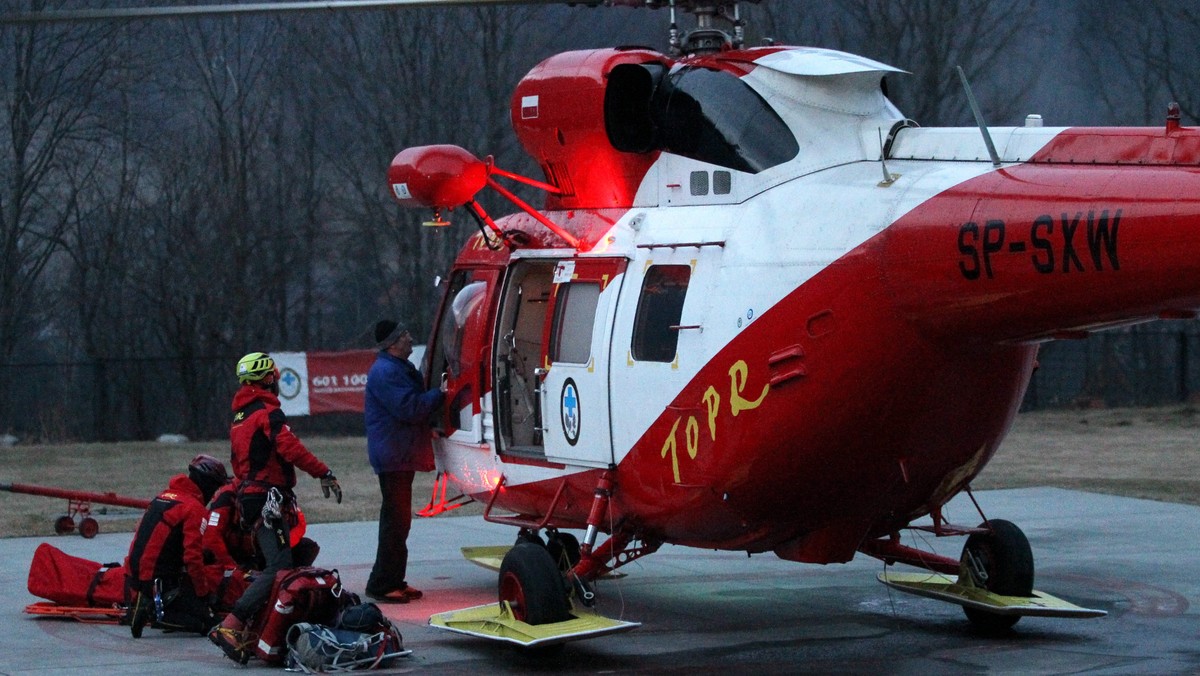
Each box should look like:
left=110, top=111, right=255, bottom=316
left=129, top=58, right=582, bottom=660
left=760, top=0, right=1042, bottom=126
left=0, top=11, right=126, bottom=434
left=292, top=7, right=566, bottom=340
left=89, top=16, right=299, bottom=438
left=1077, top=1, right=1200, bottom=125
left=58, top=128, right=148, bottom=440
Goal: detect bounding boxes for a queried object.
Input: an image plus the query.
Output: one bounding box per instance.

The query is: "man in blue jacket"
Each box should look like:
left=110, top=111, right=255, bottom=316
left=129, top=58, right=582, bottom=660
left=364, top=320, right=445, bottom=603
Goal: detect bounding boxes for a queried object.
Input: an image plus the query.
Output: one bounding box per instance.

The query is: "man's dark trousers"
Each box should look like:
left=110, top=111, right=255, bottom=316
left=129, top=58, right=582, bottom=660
left=367, top=470, right=414, bottom=595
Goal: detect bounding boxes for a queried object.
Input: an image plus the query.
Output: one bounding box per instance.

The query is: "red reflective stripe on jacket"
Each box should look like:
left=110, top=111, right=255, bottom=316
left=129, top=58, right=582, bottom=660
left=204, top=484, right=241, bottom=570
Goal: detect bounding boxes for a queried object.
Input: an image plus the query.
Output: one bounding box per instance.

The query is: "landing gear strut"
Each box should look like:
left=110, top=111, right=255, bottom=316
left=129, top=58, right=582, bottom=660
left=546, top=531, right=581, bottom=573
left=867, top=510, right=1102, bottom=626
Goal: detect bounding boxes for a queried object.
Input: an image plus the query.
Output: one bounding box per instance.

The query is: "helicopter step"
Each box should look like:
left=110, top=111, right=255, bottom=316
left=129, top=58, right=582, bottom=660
left=877, top=571, right=1106, bottom=619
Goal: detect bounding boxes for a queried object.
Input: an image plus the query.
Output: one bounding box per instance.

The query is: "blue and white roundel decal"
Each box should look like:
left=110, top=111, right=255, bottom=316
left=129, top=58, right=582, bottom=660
left=278, top=367, right=303, bottom=401
left=560, top=378, right=580, bottom=446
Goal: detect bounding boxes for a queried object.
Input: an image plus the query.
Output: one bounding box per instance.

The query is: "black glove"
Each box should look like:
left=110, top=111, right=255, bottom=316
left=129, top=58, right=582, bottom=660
left=321, top=471, right=342, bottom=504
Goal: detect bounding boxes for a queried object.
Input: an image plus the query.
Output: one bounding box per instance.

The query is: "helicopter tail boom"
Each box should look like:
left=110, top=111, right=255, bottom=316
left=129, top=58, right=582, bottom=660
left=886, top=128, right=1200, bottom=344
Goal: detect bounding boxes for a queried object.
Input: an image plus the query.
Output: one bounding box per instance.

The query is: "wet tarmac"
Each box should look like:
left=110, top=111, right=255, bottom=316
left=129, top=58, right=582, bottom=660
left=3, top=487, right=1197, bottom=674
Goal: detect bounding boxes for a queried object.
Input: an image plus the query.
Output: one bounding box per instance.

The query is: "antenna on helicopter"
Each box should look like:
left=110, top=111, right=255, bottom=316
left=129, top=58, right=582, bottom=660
left=877, top=128, right=899, bottom=188
left=956, top=66, right=1002, bottom=168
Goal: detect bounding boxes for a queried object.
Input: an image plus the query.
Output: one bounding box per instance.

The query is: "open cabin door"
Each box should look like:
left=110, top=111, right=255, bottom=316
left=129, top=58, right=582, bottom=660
left=427, top=267, right=501, bottom=443
left=494, top=257, right=627, bottom=467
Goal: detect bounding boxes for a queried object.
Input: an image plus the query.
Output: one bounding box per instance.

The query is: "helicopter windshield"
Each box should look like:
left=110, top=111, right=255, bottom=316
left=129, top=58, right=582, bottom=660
left=606, top=63, right=798, bottom=174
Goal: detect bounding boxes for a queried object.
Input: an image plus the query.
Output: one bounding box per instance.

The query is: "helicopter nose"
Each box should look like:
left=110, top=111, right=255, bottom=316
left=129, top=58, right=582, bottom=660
left=388, top=144, right=488, bottom=210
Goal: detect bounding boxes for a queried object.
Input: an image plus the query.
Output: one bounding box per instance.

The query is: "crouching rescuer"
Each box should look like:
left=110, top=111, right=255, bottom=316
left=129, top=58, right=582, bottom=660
left=125, top=454, right=230, bottom=637
left=209, top=351, right=342, bottom=664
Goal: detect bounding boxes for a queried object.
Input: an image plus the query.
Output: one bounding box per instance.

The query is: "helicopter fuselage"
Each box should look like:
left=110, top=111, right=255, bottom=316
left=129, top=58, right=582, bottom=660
left=413, top=45, right=1200, bottom=566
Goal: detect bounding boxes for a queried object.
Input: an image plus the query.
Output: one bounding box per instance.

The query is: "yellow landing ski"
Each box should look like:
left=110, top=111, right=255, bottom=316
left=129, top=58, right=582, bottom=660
left=430, top=603, right=640, bottom=647
left=878, top=571, right=1107, bottom=618
left=461, top=545, right=513, bottom=572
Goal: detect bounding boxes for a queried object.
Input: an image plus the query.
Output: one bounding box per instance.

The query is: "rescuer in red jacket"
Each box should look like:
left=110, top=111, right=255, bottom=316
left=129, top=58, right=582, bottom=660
left=205, top=479, right=321, bottom=573
left=210, top=351, right=341, bottom=664
left=204, top=481, right=255, bottom=571
left=125, top=454, right=229, bottom=638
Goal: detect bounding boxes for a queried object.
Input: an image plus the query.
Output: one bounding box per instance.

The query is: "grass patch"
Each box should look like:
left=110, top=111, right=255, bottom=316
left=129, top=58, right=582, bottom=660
left=4, top=405, right=1196, bottom=539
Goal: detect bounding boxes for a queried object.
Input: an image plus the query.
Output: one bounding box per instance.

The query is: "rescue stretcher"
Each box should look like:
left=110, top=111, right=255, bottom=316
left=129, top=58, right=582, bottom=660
left=23, top=542, right=129, bottom=624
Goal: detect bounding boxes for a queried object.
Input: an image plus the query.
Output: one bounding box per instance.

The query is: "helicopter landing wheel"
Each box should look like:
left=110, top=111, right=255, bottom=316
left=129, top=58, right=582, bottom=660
left=54, top=515, right=76, bottom=535
left=498, top=543, right=571, bottom=625
left=960, top=518, right=1034, bottom=633
left=546, top=531, right=581, bottom=573
left=78, top=517, right=100, bottom=539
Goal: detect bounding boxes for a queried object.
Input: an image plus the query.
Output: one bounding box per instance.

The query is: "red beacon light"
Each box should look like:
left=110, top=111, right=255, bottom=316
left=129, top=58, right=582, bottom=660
left=387, top=144, right=579, bottom=248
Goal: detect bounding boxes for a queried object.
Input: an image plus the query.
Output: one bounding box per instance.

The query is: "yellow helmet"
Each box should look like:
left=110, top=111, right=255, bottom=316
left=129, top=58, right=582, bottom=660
left=236, top=352, right=276, bottom=384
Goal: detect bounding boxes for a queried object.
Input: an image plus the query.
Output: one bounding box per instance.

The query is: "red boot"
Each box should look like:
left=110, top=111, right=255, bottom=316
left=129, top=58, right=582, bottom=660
left=208, top=614, right=251, bottom=665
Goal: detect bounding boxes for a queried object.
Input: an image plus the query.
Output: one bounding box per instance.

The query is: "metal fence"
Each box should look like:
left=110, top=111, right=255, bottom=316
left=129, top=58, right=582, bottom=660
left=1023, top=323, right=1200, bottom=410
left=0, top=355, right=373, bottom=443
left=3, top=323, right=1200, bottom=442
left=0, top=356, right=233, bottom=443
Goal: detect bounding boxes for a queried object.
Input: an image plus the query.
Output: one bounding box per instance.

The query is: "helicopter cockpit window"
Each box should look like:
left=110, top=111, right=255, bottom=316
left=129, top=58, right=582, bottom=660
left=550, top=282, right=601, bottom=364
left=606, top=63, right=798, bottom=174
left=632, top=265, right=691, bottom=362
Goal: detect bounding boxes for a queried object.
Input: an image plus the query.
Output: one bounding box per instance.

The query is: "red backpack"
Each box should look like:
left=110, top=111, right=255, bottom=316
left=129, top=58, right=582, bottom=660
left=248, top=567, right=350, bottom=665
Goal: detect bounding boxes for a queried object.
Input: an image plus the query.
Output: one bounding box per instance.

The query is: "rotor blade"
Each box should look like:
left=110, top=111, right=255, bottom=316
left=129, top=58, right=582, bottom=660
left=0, top=0, right=588, bottom=24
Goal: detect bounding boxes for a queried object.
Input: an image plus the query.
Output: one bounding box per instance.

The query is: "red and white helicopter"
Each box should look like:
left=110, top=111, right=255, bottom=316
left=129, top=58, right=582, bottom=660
left=390, top=0, right=1155, bottom=644
left=14, top=0, right=1194, bottom=648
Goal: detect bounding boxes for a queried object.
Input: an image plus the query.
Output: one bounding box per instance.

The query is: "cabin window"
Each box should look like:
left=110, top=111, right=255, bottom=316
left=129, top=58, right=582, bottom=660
left=632, top=265, right=691, bottom=362
left=550, top=282, right=601, bottom=364
left=713, top=170, right=732, bottom=194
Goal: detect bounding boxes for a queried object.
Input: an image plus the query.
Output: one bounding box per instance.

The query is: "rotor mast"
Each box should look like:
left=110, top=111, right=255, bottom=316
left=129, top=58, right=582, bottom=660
left=604, top=0, right=756, bottom=56
left=672, top=2, right=745, bottom=56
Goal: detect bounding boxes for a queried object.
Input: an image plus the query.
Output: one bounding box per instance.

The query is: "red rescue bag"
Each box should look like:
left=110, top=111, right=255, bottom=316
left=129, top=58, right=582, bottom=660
left=26, top=542, right=126, bottom=607
left=248, top=567, right=350, bottom=665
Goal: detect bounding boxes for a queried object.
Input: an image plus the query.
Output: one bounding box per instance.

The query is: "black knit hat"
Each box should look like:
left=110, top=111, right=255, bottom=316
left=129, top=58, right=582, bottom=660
left=374, top=320, right=402, bottom=349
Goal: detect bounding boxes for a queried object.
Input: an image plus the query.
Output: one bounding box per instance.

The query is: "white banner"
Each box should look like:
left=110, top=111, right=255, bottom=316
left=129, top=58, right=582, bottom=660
left=272, top=351, right=309, bottom=417
left=269, top=347, right=427, bottom=417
